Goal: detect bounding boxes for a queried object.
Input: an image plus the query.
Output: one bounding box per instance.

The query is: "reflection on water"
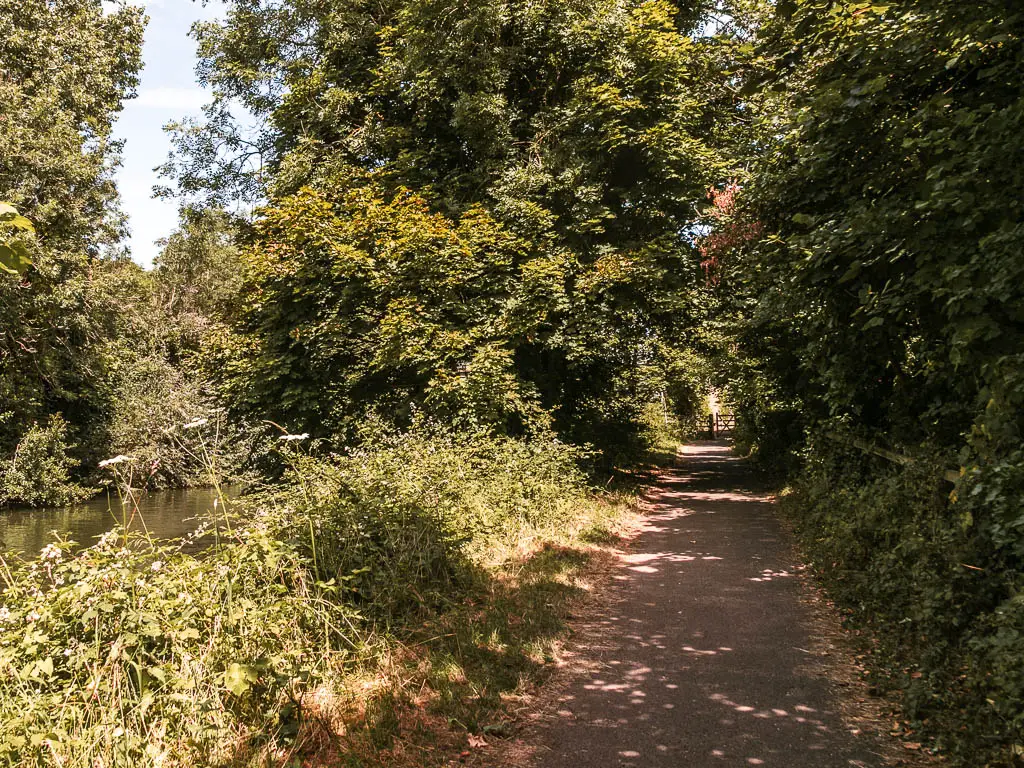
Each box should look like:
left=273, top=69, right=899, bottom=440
left=0, top=487, right=237, bottom=559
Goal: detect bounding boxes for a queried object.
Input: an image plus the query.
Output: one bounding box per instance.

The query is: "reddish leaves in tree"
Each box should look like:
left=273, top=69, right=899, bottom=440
left=698, top=182, right=762, bottom=285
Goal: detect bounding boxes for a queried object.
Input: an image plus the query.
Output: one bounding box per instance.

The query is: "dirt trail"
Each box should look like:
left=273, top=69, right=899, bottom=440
left=522, top=441, right=886, bottom=767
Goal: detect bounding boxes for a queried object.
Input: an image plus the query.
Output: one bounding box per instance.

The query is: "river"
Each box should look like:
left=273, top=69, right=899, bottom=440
left=0, top=487, right=236, bottom=559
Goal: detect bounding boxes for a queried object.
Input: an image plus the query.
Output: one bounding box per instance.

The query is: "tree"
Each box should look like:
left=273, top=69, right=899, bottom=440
left=0, top=0, right=144, bottom=251
left=172, top=0, right=736, bottom=453
left=718, top=5, right=1024, bottom=761
left=153, top=207, right=243, bottom=358
left=734, top=0, right=1024, bottom=454
left=0, top=0, right=145, bottom=491
left=0, top=203, right=34, bottom=275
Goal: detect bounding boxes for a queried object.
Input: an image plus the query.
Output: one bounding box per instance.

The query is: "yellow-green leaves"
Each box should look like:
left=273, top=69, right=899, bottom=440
left=223, top=662, right=260, bottom=696
left=0, top=202, right=34, bottom=275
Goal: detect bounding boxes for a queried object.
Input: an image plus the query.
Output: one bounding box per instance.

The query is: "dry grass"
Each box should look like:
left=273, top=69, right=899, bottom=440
left=234, top=489, right=644, bottom=768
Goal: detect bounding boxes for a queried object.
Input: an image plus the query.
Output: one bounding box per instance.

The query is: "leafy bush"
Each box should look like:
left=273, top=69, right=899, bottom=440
left=100, top=354, right=264, bottom=492
left=280, top=428, right=587, bottom=618
left=0, top=524, right=347, bottom=767
left=0, top=428, right=594, bottom=765
left=0, top=415, right=89, bottom=507
left=784, top=437, right=1024, bottom=767
left=101, top=353, right=214, bottom=488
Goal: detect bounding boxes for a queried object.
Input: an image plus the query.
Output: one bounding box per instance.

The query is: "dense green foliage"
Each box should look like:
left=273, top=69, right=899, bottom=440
left=153, top=208, right=243, bottom=358
left=173, top=0, right=733, bottom=457
left=736, top=0, right=1024, bottom=451
left=0, top=416, right=89, bottom=508
left=0, top=2, right=258, bottom=504
left=783, top=450, right=1024, bottom=767
left=3, top=0, right=1024, bottom=763
left=0, top=0, right=144, bottom=503
left=718, top=2, right=1024, bottom=763
left=0, top=1, right=236, bottom=504
left=0, top=204, right=34, bottom=276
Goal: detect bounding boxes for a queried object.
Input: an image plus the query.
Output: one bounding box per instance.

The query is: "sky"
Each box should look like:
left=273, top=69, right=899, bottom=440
left=111, top=0, right=225, bottom=266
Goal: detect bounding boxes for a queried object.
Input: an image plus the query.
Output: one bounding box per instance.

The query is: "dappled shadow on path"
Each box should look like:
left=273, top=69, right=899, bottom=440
left=533, top=441, right=880, bottom=768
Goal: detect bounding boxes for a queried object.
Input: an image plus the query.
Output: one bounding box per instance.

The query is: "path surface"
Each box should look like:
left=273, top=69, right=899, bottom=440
left=532, top=442, right=882, bottom=768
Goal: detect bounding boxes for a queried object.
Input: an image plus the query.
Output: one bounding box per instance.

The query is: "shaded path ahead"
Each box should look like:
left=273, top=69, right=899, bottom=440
left=533, top=442, right=881, bottom=767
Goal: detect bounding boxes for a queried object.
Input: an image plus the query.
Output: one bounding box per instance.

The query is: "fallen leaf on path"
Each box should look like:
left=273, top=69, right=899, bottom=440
left=468, top=734, right=488, bottom=748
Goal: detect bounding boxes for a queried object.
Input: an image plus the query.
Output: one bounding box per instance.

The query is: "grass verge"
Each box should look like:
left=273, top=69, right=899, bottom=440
left=286, top=497, right=636, bottom=768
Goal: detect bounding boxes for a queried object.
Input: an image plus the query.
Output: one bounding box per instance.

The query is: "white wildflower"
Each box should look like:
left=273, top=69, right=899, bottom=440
left=0, top=606, right=11, bottom=623
left=98, top=455, right=134, bottom=468
left=39, top=543, right=62, bottom=562
left=150, top=560, right=163, bottom=572
left=96, top=530, right=118, bottom=548
left=27, top=610, right=41, bottom=622
left=278, top=433, right=310, bottom=442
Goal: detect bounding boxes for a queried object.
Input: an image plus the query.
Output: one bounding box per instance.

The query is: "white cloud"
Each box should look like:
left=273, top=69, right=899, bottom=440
left=122, top=192, right=179, bottom=267
left=133, top=86, right=210, bottom=112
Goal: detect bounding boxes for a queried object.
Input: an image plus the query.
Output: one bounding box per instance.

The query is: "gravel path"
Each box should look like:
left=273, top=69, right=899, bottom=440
left=531, top=441, right=883, bottom=768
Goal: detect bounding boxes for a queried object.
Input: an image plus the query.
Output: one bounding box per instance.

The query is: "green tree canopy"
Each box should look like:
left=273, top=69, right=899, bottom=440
left=0, top=0, right=145, bottom=481
left=175, top=0, right=737, bottom=451
left=733, top=0, right=1024, bottom=455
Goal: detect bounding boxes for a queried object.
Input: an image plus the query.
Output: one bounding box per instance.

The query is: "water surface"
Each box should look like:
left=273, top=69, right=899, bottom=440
left=0, top=487, right=234, bottom=559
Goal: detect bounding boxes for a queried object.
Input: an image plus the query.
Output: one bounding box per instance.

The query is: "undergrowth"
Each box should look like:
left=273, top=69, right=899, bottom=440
left=782, top=436, right=1024, bottom=767
left=0, top=427, right=638, bottom=766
